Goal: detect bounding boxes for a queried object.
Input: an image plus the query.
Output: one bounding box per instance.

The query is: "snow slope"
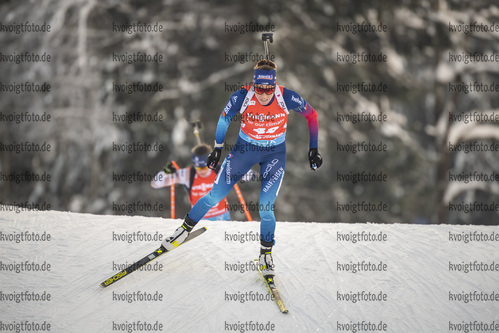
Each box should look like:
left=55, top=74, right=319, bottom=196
left=1, top=208, right=499, bottom=333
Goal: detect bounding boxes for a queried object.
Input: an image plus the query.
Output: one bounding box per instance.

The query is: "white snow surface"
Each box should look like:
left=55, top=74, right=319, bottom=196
left=1, top=208, right=499, bottom=333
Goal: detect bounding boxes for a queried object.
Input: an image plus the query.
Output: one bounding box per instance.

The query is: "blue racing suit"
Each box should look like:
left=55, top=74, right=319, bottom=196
left=187, top=85, right=319, bottom=245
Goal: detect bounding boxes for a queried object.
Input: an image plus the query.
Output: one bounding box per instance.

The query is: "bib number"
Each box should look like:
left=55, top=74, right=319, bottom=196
left=253, top=126, right=280, bottom=135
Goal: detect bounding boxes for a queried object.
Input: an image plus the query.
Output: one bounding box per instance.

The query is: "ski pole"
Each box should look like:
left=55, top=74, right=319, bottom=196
left=170, top=160, right=180, bottom=219
left=234, top=183, right=252, bottom=221
left=170, top=175, right=175, bottom=219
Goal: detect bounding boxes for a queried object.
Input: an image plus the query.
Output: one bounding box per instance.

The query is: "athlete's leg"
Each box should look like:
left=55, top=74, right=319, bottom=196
left=257, top=143, right=286, bottom=276
left=205, top=211, right=231, bottom=221
left=258, top=143, right=286, bottom=246
left=162, top=141, right=256, bottom=250
left=188, top=139, right=256, bottom=222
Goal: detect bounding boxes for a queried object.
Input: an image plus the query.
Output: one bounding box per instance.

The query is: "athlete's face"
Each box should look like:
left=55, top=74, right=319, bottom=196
left=254, top=84, right=275, bottom=106
left=195, top=166, right=210, bottom=178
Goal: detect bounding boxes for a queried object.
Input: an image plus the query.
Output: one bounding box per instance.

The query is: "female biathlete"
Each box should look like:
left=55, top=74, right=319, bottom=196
left=162, top=59, right=322, bottom=276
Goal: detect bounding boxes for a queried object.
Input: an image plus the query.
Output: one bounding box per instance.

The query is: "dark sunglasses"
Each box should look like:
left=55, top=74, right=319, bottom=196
left=254, top=85, right=276, bottom=95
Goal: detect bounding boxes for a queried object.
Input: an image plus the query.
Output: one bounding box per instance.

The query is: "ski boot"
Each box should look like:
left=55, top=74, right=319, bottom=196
left=162, top=215, right=196, bottom=251
left=258, top=245, right=275, bottom=277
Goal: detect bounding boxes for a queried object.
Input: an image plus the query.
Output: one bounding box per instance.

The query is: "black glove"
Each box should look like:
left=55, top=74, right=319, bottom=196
left=207, top=148, right=222, bottom=170
left=308, top=148, right=323, bottom=170
left=163, top=162, right=177, bottom=174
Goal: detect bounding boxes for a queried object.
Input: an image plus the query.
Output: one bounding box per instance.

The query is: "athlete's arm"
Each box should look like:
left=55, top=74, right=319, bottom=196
left=282, top=87, right=319, bottom=149
left=214, top=88, right=247, bottom=147
left=150, top=167, right=190, bottom=189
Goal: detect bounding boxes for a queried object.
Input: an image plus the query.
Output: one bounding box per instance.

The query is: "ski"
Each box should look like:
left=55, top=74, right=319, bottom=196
left=99, top=227, right=207, bottom=288
left=254, top=259, right=289, bottom=313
